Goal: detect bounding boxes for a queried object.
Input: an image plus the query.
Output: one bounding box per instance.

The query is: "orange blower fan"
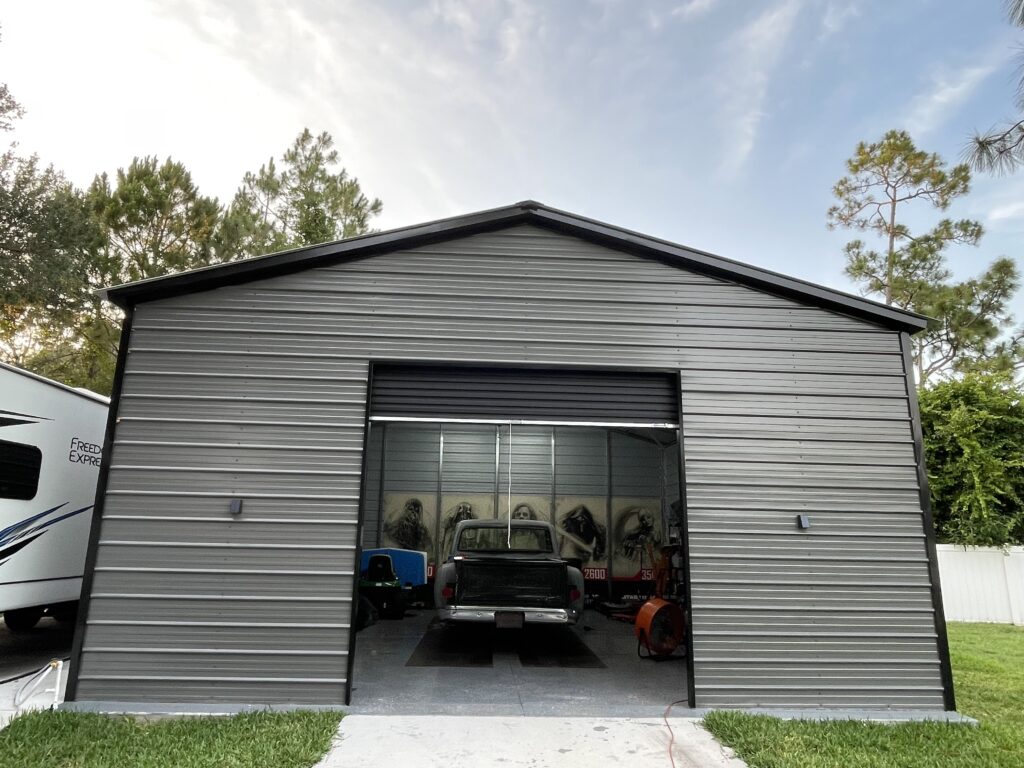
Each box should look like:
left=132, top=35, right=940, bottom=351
left=635, top=597, right=686, bottom=657
left=634, top=541, right=686, bottom=658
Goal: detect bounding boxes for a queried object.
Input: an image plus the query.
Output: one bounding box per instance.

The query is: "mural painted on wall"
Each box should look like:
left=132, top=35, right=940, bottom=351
left=554, top=497, right=609, bottom=581
left=439, top=494, right=494, bottom=560
left=498, top=495, right=551, bottom=522
left=611, top=498, right=663, bottom=580
left=382, top=493, right=437, bottom=557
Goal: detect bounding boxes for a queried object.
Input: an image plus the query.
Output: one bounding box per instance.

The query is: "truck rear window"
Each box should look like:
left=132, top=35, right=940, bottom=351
left=458, top=527, right=552, bottom=553
left=0, top=439, right=42, bottom=500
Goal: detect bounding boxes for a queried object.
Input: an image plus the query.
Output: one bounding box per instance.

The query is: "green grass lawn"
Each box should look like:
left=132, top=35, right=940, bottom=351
left=704, top=622, right=1024, bottom=768
left=0, top=710, right=341, bottom=768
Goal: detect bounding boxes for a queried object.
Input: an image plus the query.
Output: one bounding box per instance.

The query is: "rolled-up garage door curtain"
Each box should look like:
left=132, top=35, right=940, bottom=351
left=370, top=364, right=679, bottom=426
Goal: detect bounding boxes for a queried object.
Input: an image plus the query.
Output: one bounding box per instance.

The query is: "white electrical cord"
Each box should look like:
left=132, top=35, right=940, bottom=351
left=14, top=659, right=63, bottom=709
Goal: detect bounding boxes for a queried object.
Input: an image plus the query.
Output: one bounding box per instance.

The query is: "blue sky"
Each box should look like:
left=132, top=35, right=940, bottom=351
left=3, top=0, right=1023, bottom=313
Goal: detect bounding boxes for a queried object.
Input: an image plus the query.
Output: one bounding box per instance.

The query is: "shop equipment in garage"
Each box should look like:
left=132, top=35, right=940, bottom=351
left=635, top=543, right=687, bottom=658
left=360, top=548, right=423, bottom=622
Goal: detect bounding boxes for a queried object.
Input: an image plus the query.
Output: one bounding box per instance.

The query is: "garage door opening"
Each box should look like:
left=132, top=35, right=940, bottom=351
left=349, top=418, right=691, bottom=716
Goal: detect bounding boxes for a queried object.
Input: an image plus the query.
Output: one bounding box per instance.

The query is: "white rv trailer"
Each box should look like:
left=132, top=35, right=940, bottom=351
left=0, top=362, right=108, bottom=632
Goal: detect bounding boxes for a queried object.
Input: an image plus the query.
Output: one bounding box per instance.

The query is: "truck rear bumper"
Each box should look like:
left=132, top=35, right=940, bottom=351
left=438, top=605, right=579, bottom=625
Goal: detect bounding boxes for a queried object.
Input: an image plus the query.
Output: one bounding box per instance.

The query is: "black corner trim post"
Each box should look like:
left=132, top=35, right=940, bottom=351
left=676, top=372, right=697, bottom=708
left=899, top=332, right=956, bottom=711
left=65, top=307, right=135, bottom=702
left=345, top=361, right=374, bottom=705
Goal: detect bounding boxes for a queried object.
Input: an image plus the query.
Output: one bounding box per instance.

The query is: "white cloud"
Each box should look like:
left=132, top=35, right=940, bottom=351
left=819, top=0, right=859, bottom=42
left=2, top=1, right=302, bottom=204
left=420, top=0, right=544, bottom=65
left=150, top=0, right=552, bottom=225
left=715, top=0, right=803, bottom=178
left=497, top=1, right=544, bottom=64
left=989, top=200, right=1024, bottom=222
left=427, top=0, right=483, bottom=41
left=671, top=0, right=718, bottom=21
left=647, top=0, right=717, bottom=30
left=903, top=48, right=1012, bottom=137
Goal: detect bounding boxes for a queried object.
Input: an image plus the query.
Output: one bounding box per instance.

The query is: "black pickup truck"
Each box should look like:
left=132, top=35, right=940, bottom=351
left=433, top=519, right=586, bottom=627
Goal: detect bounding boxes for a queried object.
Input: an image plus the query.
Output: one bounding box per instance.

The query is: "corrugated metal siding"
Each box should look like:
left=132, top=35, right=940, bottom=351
left=359, top=424, right=383, bottom=549
left=610, top=432, right=664, bottom=498
left=665, top=443, right=681, bottom=506
left=87, top=359, right=364, bottom=703
left=553, top=428, right=607, bottom=496
left=441, top=424, right=497, bottom=495
left=380, top=424, right=440, bottom=491
left=74, top=224, right=944, bottom=708
left=498, top=426, right=553, bottom=497
left=682, top=369, right=942, bottom=708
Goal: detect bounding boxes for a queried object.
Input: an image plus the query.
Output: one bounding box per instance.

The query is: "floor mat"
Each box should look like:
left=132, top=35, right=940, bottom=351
left=406, top=620, right=494, bottom=667
left=510, top=628, right=607, bottom=669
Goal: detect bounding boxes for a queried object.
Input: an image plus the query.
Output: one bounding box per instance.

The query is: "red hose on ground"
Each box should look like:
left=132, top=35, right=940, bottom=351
left=663, top=698, right=689, bottom=768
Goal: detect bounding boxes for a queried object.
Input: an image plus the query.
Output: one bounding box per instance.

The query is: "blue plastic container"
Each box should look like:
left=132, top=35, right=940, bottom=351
left=360, top=548, right=428, bottom=587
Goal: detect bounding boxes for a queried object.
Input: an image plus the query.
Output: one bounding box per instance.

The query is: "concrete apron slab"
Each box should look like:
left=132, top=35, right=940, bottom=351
left=0, top=662, right=68, bottom=729
left=316, top=715, right=748, bottom=768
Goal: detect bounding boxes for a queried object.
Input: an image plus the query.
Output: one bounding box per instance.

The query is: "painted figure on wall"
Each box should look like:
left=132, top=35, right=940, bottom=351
left=558, top=504, right=607, bottom=564
left=511, top=503, right=537, bottom=520
left=441, top=501, right=476, bottom=556
left=615, top=505, right=660, bottom=561
left=383, top=497, right=432, bottom=552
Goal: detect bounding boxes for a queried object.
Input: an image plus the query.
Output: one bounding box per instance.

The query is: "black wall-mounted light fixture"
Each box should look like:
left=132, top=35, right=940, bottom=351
left=796, top=514, right=811, bottom=530
left=229, top=498, right=244, bottom=516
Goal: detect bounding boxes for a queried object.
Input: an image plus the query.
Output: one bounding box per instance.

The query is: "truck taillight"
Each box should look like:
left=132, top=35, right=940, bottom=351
left=569, top=587, right=581, bottom=602
left=441, top=584, right=455, bottom=600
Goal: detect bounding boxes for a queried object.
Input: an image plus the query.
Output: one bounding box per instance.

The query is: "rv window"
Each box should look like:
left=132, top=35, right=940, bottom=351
left=0, top=439, right=42, bottom=500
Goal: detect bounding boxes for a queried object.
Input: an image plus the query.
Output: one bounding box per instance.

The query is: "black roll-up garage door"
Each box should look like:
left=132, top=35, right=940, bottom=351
left=370, top=364, right=678, bottom=424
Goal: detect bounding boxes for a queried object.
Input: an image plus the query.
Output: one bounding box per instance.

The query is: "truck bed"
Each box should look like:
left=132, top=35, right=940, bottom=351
left=455, top=557, right=568, bottom=609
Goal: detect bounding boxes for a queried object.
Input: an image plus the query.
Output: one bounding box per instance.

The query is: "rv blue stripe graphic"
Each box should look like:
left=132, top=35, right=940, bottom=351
left=0, top=502, right=93, bottom=564
left=0, top=408, right=49, bottom=427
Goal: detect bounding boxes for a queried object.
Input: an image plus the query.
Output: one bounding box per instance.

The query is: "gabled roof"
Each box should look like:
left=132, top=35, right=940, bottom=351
left=99, top=200, right=928, bottom=332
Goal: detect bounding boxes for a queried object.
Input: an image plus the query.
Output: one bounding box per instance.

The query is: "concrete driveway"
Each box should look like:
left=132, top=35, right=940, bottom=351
left=316, top=714, right=748, bottom=768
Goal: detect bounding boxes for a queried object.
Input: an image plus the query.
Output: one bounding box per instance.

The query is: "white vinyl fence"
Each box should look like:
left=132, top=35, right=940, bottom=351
left=936, top=544, right=1024, bottom=625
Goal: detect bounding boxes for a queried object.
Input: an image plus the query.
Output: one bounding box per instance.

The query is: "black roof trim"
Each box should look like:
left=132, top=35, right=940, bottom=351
left=99, top=200, right=928, bottom=332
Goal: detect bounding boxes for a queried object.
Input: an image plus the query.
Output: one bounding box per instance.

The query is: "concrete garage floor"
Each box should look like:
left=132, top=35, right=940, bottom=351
left=349, top=608, right=691, bottom=717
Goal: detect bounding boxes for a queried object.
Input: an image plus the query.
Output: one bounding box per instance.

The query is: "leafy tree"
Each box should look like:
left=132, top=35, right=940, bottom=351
left=828, top=130, right=1019, bottom=382
left=88, top=156, right=221, bottom=283
left=0, top=158, right=115, bottom=392
left=920, top=374, right=1024, bottom=546
left=0, top=155, right=101, bottom=370
left=0, top=29, right=23, bottom=134
left=0, top=78, right=22, bottom=134
left=911, top=260, right=1021, bottom=381
left=2, top=155, right=224, bottom=394
left=967, top=1, right=1024, bottom=173
left=20, top=316, right=119, bottom=394
left=0, top=35, right=111, bottom=390
left=46, top=156, right=223, bottom=392
left=1, top=127, right=384, bottom=393
left=219, top=128, right=382, bottom=259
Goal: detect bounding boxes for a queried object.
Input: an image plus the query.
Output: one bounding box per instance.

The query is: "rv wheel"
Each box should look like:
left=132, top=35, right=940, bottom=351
left=4, top=607, right=43, bottom=633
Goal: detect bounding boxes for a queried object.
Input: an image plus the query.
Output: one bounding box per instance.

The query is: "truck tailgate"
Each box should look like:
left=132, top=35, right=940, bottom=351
left=455, top=558, right=568, bottom=608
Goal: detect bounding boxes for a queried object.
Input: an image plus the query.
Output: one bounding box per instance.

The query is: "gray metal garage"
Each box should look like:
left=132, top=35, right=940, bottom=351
left=63, top=201, right=954, bottom=713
